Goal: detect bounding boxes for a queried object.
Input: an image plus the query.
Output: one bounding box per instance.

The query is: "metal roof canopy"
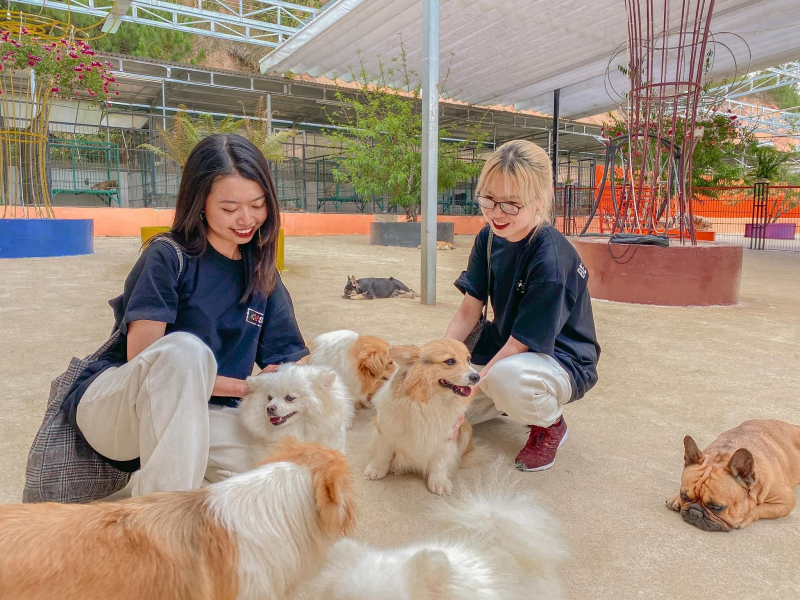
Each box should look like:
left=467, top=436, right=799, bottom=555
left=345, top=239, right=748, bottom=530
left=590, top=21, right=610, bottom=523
left=260, top=0, right=800, bottom=120
left=259, top=0, right=800, bottom=305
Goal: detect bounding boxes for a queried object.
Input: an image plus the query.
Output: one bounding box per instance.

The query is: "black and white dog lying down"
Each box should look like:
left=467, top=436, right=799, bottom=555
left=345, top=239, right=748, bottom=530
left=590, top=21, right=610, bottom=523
left=342, top=275, right=418, bottom=300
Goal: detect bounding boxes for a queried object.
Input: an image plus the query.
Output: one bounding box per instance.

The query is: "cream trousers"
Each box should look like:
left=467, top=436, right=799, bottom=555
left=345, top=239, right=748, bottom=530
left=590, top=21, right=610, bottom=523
left=76, top=332, right=255, bottom=496
left=468, top=352, right=573, bottom=428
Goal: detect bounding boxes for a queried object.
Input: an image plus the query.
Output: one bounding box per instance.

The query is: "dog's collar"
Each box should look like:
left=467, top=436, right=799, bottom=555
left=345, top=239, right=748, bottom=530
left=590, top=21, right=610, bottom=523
left=447, top=412, right=466, bottom=441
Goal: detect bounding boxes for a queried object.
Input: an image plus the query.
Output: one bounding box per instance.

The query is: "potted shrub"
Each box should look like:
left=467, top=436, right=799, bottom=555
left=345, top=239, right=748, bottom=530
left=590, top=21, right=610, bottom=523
left=0, top=28, right=115, bottom=257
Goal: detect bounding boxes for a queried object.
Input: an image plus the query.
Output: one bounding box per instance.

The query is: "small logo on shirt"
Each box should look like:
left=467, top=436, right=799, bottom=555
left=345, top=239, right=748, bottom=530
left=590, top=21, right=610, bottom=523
left=577, top=263, right=587, bottom=279
left=516, top=280, right=526, bottom=294
left=246, top=308, right=264, bottom=326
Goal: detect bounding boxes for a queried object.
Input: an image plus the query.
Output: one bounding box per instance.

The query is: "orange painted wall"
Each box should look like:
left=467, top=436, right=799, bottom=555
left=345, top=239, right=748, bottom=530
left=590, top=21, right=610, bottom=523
left=52, top=207, right=175, bottom=236
left=48, top=207, right=487, bottom=237
left=590, top=166, right=800, bottom=219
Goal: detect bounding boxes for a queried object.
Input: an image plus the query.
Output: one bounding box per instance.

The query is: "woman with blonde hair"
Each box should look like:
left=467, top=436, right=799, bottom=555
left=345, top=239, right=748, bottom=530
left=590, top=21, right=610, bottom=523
left=444, top=140, right=600, bottom=471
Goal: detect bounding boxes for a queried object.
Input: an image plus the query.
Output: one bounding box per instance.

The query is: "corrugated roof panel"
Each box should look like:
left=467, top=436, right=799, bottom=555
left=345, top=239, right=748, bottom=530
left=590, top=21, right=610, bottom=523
left=261, top=0, right=800, bottom=118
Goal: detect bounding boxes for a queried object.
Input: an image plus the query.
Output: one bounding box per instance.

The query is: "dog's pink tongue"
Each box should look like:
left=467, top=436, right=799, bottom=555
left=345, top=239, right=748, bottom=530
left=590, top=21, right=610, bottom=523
left=461, top=386, right=473, bottom=397
left=269, top=417, right=282, bottom=425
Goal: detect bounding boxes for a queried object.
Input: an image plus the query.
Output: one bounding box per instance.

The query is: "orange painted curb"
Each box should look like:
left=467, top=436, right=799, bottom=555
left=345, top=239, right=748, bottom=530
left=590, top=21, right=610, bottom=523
left=49, top=207, right=487, bottom=237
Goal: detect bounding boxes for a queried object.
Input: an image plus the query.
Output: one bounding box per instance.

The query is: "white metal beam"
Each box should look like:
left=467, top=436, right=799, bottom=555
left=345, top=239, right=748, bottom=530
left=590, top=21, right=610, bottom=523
left=14, top=0, right=317, bottom=46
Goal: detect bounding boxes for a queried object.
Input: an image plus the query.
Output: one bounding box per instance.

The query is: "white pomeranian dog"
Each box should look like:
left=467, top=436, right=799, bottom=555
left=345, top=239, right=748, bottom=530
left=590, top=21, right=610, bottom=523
left=364, top=339, right=479, bottom=495
left=308, top=480, right=565, bottom=600
left=241, top=364, right=354, bottom=455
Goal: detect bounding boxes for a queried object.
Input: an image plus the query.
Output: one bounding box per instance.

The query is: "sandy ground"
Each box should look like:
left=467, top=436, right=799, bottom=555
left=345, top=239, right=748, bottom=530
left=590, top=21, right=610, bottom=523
left=1, top=234, right=799, bottom=599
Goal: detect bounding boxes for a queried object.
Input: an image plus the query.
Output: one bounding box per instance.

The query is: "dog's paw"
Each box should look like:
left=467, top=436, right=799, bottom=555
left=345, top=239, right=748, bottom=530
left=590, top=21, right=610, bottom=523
left=427, top=477, right=453, bottom=496
left=364, top=463, right=389, bottom=480
left=666, top=494, right=682, bottom=511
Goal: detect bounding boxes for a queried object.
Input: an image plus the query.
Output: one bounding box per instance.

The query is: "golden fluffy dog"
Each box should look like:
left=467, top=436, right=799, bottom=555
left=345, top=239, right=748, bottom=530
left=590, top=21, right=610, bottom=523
left=364, top=339, right=480, bottom=495
left=0, top=439, right=356, bottom=600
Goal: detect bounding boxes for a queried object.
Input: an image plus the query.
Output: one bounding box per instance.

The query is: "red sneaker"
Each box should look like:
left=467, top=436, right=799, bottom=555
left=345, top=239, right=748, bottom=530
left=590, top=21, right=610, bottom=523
left=515, top=417, right=568, bottom=472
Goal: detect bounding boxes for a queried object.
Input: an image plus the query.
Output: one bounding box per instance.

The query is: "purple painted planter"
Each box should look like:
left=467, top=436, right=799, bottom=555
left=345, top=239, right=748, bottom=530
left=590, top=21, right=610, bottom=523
left=744, top=223, right=797, bottom=240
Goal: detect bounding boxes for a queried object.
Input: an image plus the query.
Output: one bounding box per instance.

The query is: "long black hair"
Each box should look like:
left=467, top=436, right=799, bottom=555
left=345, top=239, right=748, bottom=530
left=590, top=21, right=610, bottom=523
left=162, top=134, right=281, bottom=302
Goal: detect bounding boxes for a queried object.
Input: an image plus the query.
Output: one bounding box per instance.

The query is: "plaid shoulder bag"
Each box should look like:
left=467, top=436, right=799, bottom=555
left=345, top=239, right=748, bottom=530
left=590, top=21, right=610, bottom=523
left=464, top=231, right=493, bottom=354
left=22, top=237, right=184, bottom=504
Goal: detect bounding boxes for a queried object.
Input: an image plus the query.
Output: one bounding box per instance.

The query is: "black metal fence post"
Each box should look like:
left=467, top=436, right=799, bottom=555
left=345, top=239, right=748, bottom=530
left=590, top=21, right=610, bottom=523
left=750, top=182, right=768, bottom=250
left=564, top=183, right=573, bottom=236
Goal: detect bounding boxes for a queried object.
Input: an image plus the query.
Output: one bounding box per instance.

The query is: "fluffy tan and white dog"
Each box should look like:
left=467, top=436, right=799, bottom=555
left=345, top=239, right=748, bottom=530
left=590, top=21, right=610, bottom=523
left=0, top=439, right=357, bottom=600
left=364, top=339, right=480, bottom=495
left=309, top=482, right=565, bottom=600
left=241, top=364, right=354, bottom=455
left=309, top=330, right=396, bottom=409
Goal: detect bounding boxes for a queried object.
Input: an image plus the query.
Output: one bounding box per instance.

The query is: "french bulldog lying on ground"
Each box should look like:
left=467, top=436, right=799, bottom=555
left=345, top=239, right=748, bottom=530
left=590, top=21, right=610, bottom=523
left=667, top=419, right=800, bottom=531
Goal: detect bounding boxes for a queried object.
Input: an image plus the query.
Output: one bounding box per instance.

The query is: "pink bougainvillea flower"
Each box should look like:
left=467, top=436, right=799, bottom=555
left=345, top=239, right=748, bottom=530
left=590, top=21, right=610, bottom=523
left=51, top=86, right=59, bottom=93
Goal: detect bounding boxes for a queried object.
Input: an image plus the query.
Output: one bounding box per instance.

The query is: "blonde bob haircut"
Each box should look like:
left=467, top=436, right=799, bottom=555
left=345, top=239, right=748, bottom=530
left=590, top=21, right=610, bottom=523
left=476, top=140, right=554, bottom=239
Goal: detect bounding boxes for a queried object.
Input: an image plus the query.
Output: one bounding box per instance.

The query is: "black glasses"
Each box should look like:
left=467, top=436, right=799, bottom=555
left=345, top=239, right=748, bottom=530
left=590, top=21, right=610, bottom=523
left=477, top=196, right=522, bottom=215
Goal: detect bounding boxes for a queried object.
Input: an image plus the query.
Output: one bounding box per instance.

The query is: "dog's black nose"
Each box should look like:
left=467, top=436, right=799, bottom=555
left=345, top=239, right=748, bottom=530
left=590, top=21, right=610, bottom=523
left=687, top=504, right=705, bottom=520
left=468, top=372, right=480, bottom=384
left=266, top=405, right=276, bottom=414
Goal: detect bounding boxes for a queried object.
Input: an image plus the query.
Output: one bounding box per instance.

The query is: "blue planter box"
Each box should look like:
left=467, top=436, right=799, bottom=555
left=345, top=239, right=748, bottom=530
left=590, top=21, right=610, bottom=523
left=0, top=219, right=94, bottom=258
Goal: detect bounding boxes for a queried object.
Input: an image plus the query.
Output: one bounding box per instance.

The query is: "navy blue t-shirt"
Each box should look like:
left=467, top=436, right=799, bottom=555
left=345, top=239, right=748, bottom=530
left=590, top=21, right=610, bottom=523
left=63, top=237, right=309, bottom=428
left=455, top=225, right=600, bottom=401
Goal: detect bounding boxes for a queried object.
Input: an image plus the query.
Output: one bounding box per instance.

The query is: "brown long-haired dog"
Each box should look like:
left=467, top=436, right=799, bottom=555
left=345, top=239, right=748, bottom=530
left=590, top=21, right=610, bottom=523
left=309, top=330, right=396, bottom=409
left=364, top=339, right=480, bottom=495
left=0, top=439, right=356, bottom=600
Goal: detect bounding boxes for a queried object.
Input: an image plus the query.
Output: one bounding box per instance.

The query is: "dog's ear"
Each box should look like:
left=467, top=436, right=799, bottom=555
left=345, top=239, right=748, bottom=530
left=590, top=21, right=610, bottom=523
left=407, top=549, right=450, bottom=598
left=727, top=448, right=756, bottom=487
left=244, top=376, right=260, bottom=395
left=388, top=345, right=420, bottom=366
left=312, top=450, right=357, bottom=537
left=314, top=368, right=338, bottom=392
left=356, top=343, right=390, bottom=378
left=683, top=435, right=704, bottom=467
left=259, top=439, right=357, bottom=536
left=349, top=275, right=358, bottom=286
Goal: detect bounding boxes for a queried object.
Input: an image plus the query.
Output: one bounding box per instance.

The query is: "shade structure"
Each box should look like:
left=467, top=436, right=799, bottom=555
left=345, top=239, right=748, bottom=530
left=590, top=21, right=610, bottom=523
left=260, top=0, right=800, bottom=120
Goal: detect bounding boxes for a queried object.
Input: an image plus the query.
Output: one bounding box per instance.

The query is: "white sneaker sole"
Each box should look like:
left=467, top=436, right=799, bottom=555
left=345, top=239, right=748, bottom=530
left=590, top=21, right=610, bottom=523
left=515, top=428, right=569, bottom=472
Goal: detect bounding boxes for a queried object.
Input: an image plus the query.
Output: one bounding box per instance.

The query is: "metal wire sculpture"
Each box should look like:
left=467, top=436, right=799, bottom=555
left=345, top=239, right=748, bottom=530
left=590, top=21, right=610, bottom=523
left=582, top=0, right=722, bottom=244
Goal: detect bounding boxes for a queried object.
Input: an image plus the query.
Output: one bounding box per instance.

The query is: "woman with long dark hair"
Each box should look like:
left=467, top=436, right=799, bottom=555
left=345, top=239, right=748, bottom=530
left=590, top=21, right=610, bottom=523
left=62, top=134, right=308, bottom=495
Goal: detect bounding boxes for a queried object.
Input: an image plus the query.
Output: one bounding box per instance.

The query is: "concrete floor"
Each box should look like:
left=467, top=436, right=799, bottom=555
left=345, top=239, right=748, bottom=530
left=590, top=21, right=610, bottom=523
left=1, top=235, right=799, bottom=599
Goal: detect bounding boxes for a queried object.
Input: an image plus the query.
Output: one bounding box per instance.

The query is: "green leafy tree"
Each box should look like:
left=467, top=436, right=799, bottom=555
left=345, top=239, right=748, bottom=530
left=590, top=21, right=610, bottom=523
left=745, top=145, right=795, bottom=183
left=240, top=97, right=298, bottom=162
left=744, top=146, right=800, bottom=222
left=140, top=100, right=297, bottom=168
left=323, top=47, right=486, bottom=221
left=139, top=105, right=244, bottom=168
